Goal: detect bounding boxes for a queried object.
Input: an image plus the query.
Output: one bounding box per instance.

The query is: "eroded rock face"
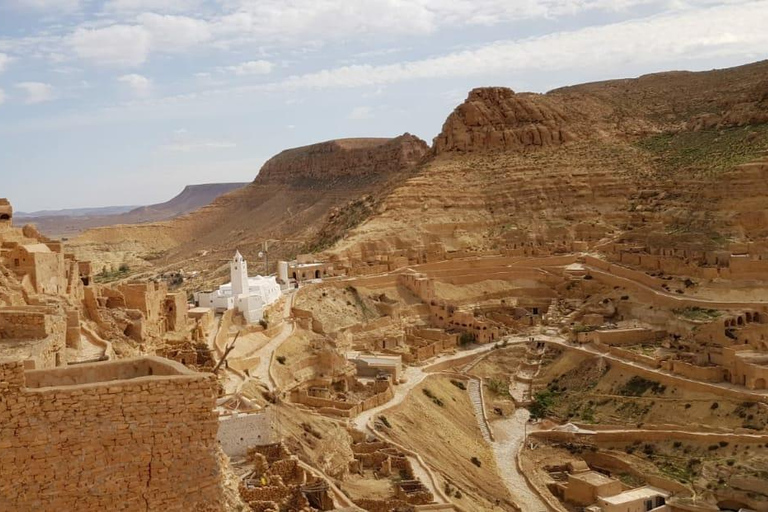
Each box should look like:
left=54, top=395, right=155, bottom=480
left=433, top=87, right=576, bottom=153
left=257, top=134, right=429, bottom=185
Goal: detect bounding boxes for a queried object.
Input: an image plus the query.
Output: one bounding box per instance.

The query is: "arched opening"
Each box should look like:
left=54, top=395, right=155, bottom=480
left=0, top=214, right=9, bottom=220
left=754, top=312, right=762, bottom=323
left=737, top=316, right=744, bottom=326
left=292, top=272, right=297, bottom=280
left=746, top=312, right=753, bottom=323
left=754, top=378, right=767, bottom=390
left=315, top=270, right=321, bottom=279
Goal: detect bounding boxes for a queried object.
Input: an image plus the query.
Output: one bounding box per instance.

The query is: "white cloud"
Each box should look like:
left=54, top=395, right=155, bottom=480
left=348, top=106, right=374, bottom=120
left=277, top=2, right=768, bottom=90
left=15, top=82, right=55, bottom=104
left=69, top=25, right=152, bottom=67
left=103, top=0, right=202, bottom=14
left=212, top=0, right=674, bottom=45
left=137, top=13, right=212, bottom=52
left=118, top=73, right=152, bottom=97
left=0, top=53, right=11, bottom=73
left=222, top=60, right=274, bottom=75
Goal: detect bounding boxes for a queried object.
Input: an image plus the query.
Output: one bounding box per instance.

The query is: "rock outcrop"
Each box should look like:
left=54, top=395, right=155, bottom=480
left=433, top=88, right=576, bottom=153
left=258, top=134, right=429, bottom=185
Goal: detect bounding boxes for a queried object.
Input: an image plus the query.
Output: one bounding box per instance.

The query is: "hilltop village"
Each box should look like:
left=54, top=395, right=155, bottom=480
left=2, top=60, right=768, bottom=512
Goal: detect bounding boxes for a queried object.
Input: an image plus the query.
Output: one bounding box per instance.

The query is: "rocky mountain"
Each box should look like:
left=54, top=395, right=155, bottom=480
left=20, top=182, right=247, bottom=237
left=330, top=60, right=768, bottom=260
left=69, top=60, right=768, bottom=279
left=69, top=135, right=430, bottom=276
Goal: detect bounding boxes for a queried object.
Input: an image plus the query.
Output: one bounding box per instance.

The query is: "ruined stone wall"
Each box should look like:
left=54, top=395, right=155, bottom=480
left=0, top=308, right=51, bottom=339
left=594, top=328, right=665, bottom=346
left=291, top=381, right=394, bottom=418
left=164, top=292, right=187, bottom=332
left=0, top=357, right=223, bottom=511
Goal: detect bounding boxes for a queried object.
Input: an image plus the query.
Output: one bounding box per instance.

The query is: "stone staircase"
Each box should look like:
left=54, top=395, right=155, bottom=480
left=467, top=379, right=492, bottom=443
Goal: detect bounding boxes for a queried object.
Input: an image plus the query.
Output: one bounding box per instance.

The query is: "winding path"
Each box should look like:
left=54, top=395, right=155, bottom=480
left=491, top=409, right=549, bottom=512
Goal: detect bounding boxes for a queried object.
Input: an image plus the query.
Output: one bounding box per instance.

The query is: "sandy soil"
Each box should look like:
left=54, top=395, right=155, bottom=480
left=384, top=374, right=516, bottom=511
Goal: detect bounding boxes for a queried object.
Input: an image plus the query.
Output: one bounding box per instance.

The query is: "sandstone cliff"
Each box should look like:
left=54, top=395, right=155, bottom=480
left=433, top=88, right=577, bottom=153
left=258, top=135, right=428, bottom=184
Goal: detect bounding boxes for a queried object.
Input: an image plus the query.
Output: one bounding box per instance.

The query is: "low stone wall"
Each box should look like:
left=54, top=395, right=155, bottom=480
left=593, top=343, right=661, bottom=368
left=0, top=356, right=223, bottom=511
left=291, top=381, right=394, bottom=418
left=668, top=360, right=724, bottom=383
left=531, top=429, right=768, bottom=445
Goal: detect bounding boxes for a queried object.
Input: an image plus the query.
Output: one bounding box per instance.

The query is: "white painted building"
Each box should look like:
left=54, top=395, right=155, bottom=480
left=194, top=251, right=281, bottom=324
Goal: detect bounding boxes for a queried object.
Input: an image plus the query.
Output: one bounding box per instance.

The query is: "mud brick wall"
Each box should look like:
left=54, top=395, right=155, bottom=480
left=0, top=357, right=223, bottom=512
left=0, top=309, right=50, bottom=339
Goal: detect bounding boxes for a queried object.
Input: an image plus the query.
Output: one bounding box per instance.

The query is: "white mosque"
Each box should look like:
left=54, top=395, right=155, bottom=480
left=194, top=251, right=282, bottom=324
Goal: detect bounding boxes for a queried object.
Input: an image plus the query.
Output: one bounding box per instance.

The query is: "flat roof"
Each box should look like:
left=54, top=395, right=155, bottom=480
left=571, top=471, right=616, bottom=486
left=599, top=486, right=669, bottom=505
left=22, top=243, right=51, bottom=254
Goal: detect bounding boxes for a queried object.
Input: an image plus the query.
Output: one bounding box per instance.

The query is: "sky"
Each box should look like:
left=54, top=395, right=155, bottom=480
left=0, top=0, right=767, bottom=212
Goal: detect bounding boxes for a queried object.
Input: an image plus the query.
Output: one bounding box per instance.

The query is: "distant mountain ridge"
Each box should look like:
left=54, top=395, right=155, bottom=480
left=20, top=182, right=248, bottom=237
left=16, top=205, right=139, bottom=218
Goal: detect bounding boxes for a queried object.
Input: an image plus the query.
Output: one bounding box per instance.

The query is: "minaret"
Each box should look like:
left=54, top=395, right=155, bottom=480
left=231, top=250, right=249, bottom=298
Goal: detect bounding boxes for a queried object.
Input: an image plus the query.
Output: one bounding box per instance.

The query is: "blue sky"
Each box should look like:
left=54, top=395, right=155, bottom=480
left=1, top=0, right=766, bottom=212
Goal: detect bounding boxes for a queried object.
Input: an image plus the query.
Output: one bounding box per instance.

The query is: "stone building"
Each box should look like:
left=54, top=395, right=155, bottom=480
left=0, top=356, right=224, bottom=511
left=5, top=243, right=67, bottom=295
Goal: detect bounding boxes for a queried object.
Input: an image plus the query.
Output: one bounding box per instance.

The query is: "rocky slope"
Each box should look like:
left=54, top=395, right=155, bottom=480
left=331, top=60, right=768, bottom=259
left=70, top=60, right=768, bottom=276
left=70, top=134, right=429, bottom=276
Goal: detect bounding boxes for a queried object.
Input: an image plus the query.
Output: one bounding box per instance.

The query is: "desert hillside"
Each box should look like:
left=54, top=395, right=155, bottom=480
left=66, top=60, right=768, bottom=283
left=70, top=134, right=430, bottom=277
left=329, top=60, right=768, bottom=262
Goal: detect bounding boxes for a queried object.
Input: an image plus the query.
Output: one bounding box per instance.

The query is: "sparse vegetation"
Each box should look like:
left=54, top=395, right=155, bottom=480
left=486, top=378, right=510, bottom=397
left=422, top=388, right=444, bottom=407
left=450, top=379, right=467, bottom=391
left=674, top=307, right=721, bottom=321
left=95, top=264, right=131, bottom=283
left=530, top=389, right=558, bottom=420
left=619, top=376, right=665, bottom=396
